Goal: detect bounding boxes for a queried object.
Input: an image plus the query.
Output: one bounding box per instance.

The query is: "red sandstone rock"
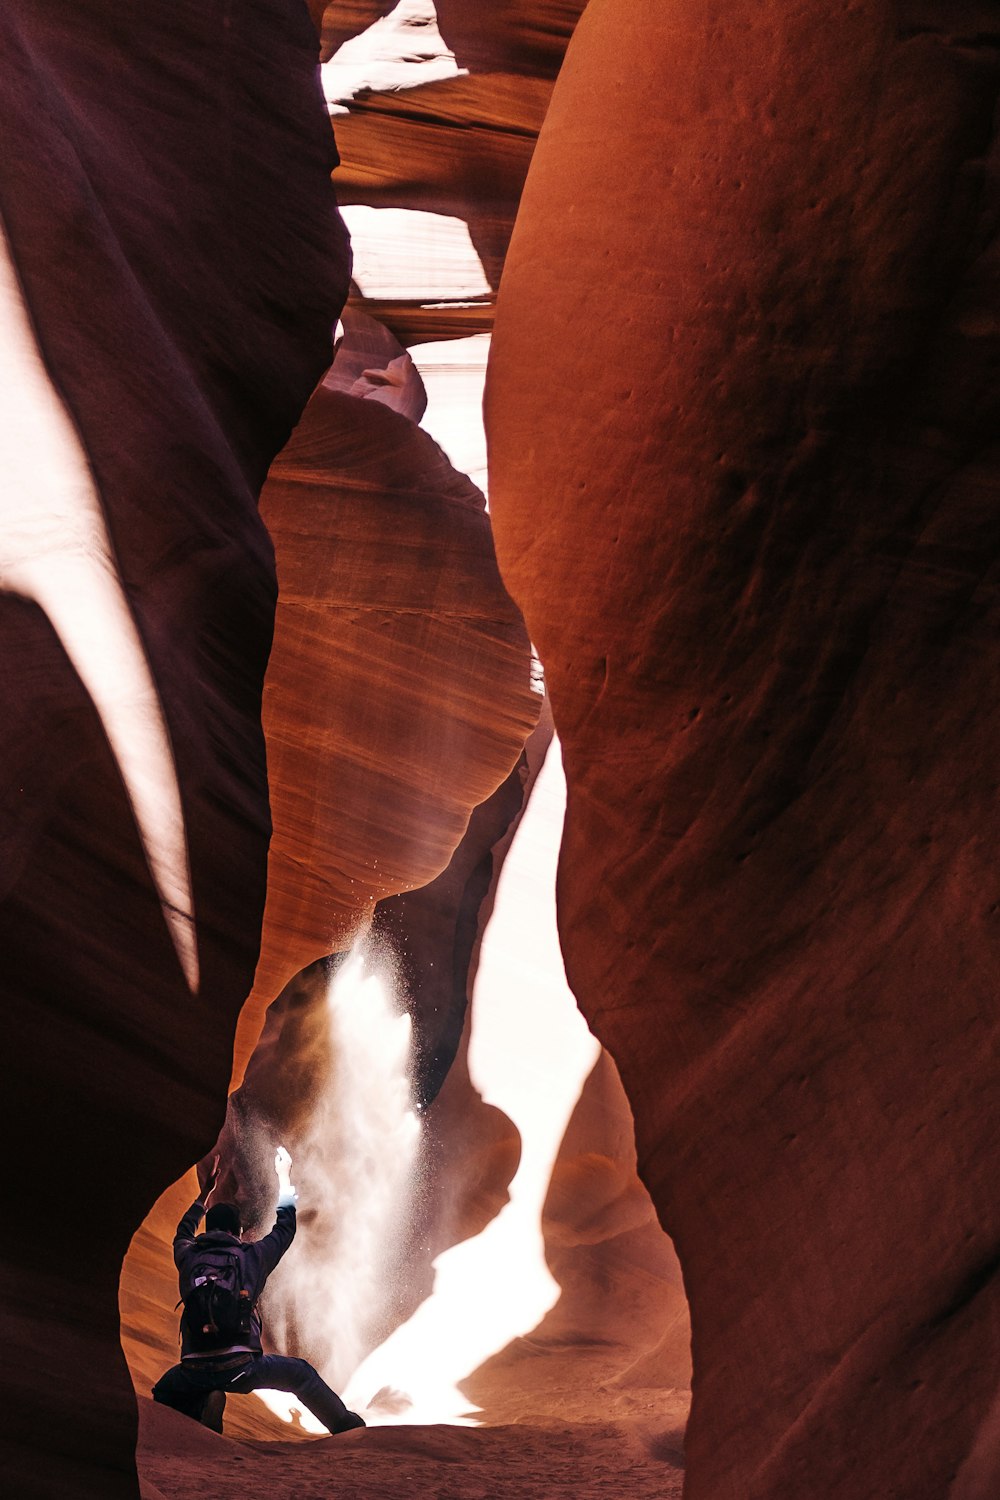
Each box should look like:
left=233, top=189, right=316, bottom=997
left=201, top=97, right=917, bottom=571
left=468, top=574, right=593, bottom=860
left=488, top=2, right=1000, bottom=1496
left=137, top=745, right=541, bottom=1429
left=312, top=0, right=396, bottom=64
left=434, top=0, right=587, bottom=80
left=333, top=72, right=550, bottom=302
left=537, top=1052, right=690, bottom=1377
left=137, top=1395, right=688, bottom=1500
left=372, top=747, right=541, bottom=1106
left=241, top=384, right=538, bottom=1075
left=319, top=0, right=588, bottom=340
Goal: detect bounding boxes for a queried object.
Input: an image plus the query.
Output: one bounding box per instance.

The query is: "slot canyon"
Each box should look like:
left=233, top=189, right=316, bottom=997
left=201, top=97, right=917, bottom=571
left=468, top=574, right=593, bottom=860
left=1, top=2, right=998, bottom=1499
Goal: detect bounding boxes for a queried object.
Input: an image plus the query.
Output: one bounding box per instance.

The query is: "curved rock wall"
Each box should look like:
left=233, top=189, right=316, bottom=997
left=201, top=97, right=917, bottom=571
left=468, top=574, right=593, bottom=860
left=194, top=735, right=546, bottom=1421
left=487, top=2, right=1000, bottom=1496
left=241, top=383, right=539, bottom=1075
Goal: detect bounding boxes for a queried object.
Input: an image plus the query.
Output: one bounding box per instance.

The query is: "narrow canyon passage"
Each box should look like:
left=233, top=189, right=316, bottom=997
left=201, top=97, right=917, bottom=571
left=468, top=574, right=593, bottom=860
left=124, top=19, right=692, bottom=1483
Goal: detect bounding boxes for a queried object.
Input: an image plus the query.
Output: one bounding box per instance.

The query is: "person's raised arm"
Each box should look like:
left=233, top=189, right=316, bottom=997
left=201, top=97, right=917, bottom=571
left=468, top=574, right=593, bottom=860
left=256, top=1146, right=298, bottom=1276
left=198, top=1153, right=222, bottom=1209
left=275, top=1145, right=297, bottom=1210
left=172, top=1154, right=220, bottom=1264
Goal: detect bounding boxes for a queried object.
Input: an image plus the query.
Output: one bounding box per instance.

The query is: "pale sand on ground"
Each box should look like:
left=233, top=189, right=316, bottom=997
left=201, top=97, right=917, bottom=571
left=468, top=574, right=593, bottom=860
left=137, top=1396, right=687, bottom=1500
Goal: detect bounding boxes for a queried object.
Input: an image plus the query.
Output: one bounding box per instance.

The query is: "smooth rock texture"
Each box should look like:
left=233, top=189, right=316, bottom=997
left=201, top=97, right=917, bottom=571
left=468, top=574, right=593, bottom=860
left=193, top=751, right=542, bottom=1407
left=0, top=3, right=348, bottom=1496
left=487, top=2, right=1000, bottom=1497
left=244, top=383, right=538, bottom=1071
left=318, top=0, right=589, bottom=345
left=435, top=0, right=587, bottom=79
left=126, top=741, right=538, bottom=1434
left=373, top=742, right=544, bottom=1107
left=315, top=0, right=585, bottom=81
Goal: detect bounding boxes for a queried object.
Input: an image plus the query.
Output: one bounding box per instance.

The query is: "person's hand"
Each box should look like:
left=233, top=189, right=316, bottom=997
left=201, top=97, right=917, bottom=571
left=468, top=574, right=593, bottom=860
left=275, top=1145, right=297, bottom=1207
left=198, top=1154, right=221, bottom=1206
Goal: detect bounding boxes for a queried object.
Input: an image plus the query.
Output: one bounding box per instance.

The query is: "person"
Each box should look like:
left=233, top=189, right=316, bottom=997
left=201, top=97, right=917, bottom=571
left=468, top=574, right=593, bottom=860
left=152, top=1146, right=365, bottom=1435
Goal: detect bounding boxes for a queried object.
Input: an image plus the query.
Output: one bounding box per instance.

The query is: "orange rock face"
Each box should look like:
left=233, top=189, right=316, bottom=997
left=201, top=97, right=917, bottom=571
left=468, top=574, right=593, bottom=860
left=488, top=2, right=1000, bottom=1496
left=240, top=384, right=538, bottom=1076
left=327, top=2, right=581, bottom=338
left=434, top=0, right=587, bottom=78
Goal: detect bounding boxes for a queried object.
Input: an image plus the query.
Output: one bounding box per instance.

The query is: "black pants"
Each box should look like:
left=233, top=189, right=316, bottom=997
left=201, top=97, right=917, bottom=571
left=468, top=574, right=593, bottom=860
left=152, top=1353, right=364, bottom=1435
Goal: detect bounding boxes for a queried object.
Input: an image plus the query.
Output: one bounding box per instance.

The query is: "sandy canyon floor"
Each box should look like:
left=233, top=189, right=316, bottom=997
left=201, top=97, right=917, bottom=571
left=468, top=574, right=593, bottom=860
left=137, top=1394, right=689, bottom=1500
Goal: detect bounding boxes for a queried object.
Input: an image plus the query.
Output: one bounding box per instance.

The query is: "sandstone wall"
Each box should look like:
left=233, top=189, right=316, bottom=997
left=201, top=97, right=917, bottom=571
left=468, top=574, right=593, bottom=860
left=0, top=3, right=348, bottom=1495
left=488, top=2, right=1000, bottom=1496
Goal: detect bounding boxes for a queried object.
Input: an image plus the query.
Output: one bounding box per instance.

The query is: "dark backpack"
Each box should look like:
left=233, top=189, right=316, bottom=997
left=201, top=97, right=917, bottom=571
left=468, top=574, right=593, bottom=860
left=181, top=1247, right=254, bottom=1352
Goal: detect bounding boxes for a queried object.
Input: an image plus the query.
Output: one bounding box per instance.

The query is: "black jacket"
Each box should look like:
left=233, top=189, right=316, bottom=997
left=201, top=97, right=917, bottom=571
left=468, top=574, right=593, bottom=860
left=173, top=1197, right=296, bottom=1360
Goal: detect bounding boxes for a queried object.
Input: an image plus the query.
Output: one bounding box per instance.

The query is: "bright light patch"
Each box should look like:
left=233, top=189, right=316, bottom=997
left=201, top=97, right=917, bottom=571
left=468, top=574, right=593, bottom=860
left=340, top=207, right=492, bottom=303
left=410, top=333, right=491, bottom=497
left=0, top=216, right=198, bottom=991
left=252, top=1389, right=327, bottom=1436
left=253, top=943, right=420, bottom=1430
left=322, top=0, right=465, bottom=112
left=341, top=739, right=600, bottom=1424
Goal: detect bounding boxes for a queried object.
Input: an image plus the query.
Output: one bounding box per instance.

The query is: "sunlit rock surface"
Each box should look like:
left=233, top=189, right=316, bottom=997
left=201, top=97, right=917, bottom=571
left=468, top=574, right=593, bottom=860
left=246, top=383, right=538, bottom=1065
left=5, top=0, right=693, bottom=1491
left=123, top=0, right=564, bottom=1438
left=410, top=333, right=491, bottom=495
left=326, top=730, right=686, bottom=1431
left=321, top=0, right=464, bottom=104
left=374, top=741, right=543, bottom=1107
left=488, top=2, right=1000, bottom=1497
left=323, top=306, right=428, bottom=423
left=0, top=3, right=347, bottom=1497
left=314, top=0, right=586, bottom=82
left=462, top=1048, right=691, bottom=1427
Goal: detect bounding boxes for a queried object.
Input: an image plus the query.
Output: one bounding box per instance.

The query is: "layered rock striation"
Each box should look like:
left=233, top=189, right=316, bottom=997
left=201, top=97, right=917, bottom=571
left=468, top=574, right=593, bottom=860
left=320, top=0, right=585, bottom=341
left=243, top=382, right=539, bottom=1073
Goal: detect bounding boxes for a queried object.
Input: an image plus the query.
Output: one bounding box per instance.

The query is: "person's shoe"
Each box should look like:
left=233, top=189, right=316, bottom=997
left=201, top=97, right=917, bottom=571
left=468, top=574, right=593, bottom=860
left=199, top=1390, right=226, bottom=1434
